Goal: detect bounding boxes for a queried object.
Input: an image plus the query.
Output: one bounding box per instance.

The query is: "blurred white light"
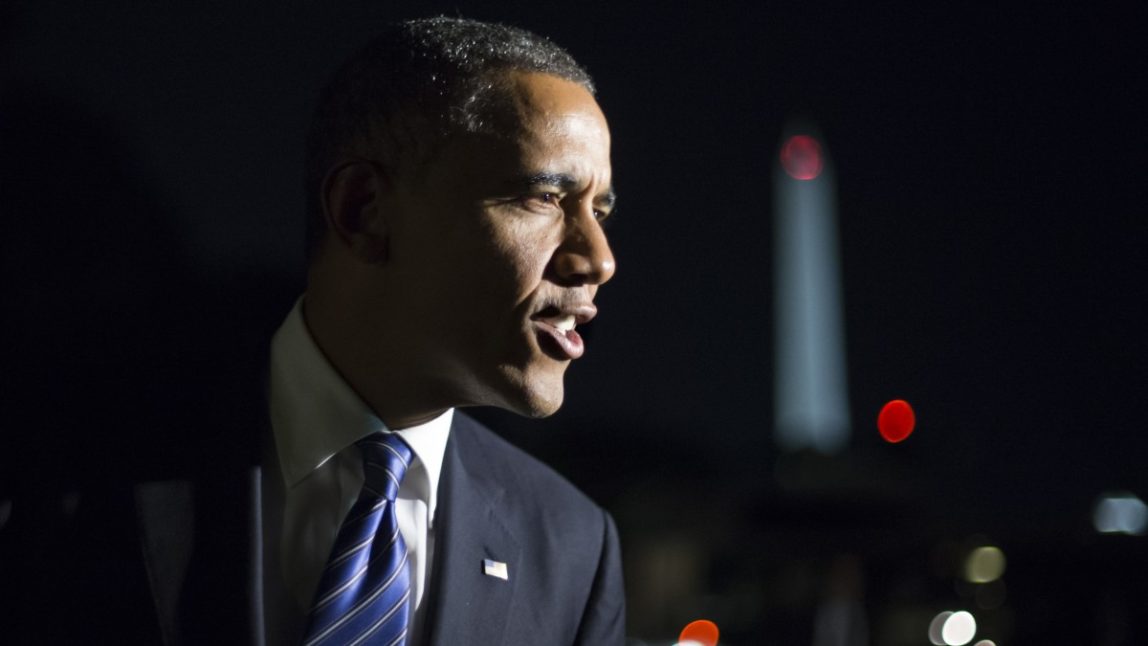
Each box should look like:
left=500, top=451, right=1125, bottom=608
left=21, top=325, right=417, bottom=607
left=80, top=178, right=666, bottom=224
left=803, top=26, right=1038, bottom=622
left=973, top=641, right=996, bottom=646
left=928, top=611, right=953, bottom=646
left=964, top=546, right=1006, bottom=583
left=773, top=129, right=850, bottom=454
left=942, top=610, right=977, bottom=646
left=1093, top=493, right=1147, bottom=535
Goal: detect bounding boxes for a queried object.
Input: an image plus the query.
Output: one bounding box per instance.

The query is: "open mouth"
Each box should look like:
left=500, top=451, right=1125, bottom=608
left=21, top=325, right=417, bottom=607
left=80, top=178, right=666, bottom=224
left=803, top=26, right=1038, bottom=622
left=530, top=304, right=595, bottom=360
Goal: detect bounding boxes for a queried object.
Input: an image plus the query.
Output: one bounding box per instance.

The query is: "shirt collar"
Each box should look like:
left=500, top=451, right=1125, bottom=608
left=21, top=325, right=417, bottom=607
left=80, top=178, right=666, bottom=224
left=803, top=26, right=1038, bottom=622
left=268, top=296, right=453, bottom=511
left=394, top=410, right=452, bottom=524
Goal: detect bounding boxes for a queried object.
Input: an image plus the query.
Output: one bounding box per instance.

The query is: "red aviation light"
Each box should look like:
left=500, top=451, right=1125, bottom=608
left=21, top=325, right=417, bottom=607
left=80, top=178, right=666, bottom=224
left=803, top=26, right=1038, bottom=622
left=780, top=135, right=824, bottom=180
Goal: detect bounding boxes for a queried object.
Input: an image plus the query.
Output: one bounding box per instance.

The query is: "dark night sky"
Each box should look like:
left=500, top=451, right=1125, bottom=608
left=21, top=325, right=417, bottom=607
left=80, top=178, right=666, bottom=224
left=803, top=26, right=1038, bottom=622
left=4, top=0, right=1145, bottom=593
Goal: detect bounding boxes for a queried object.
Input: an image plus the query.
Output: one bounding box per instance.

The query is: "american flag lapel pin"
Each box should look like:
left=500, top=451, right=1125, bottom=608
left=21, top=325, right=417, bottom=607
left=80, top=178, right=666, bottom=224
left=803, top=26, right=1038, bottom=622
left=483, top=558, right=509, bottom=581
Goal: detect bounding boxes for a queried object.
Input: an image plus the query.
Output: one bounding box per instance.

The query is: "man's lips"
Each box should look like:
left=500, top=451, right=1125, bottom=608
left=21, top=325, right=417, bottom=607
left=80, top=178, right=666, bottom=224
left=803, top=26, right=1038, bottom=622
left=530, top=304, right=597, bottom=360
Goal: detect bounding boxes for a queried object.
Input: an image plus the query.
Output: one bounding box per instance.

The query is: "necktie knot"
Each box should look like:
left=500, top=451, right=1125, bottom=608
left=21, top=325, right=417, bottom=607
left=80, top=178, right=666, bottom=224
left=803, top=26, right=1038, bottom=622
left=357, top=432, right=412, bottom=502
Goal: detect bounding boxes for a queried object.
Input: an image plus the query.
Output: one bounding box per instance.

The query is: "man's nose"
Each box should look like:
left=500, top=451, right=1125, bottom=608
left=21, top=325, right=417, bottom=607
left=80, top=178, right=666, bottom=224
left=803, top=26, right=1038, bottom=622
left=550, top=205, right=616, bottom=286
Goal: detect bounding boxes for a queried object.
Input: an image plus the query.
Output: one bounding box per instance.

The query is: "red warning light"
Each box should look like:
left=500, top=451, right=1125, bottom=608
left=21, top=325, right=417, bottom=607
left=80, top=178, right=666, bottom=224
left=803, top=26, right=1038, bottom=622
left=878, top=400, right=915, bottom=443
left=679, top=619, right=719, bottom=646
left=780, top=135, right=823, bottom=180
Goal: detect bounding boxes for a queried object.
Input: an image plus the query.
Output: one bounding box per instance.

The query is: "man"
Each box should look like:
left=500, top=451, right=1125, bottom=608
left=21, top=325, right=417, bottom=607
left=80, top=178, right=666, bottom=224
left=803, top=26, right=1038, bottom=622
left=259, top=17, right=623, bottom=645
left=3, top=16, right=622, bottom=645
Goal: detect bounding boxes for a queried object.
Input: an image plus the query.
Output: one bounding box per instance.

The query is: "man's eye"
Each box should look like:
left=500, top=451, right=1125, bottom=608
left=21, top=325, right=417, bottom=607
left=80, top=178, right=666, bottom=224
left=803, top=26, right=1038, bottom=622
left=594, top=209, right=613, bottom=223
left=521, top=192, right=561, bottom=210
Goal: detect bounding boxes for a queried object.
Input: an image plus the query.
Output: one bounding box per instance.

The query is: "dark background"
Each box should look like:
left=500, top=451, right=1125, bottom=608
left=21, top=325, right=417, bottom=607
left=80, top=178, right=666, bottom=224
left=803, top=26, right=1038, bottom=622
left=2, top=2, right=1144, bottom=644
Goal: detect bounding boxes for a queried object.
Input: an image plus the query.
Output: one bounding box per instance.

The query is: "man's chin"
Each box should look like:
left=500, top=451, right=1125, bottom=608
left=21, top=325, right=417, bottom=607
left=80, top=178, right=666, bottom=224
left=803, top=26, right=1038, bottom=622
left=489, top=366, right=566, bottom=418
left=504, top=385, right=565, bottom=419
left=520, top=396, right=563, bottom=418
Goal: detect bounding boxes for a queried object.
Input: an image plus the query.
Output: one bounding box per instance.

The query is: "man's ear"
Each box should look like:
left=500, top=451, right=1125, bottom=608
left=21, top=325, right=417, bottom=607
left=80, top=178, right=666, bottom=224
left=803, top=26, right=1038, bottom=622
left=320, top=160, right=391, bottom=264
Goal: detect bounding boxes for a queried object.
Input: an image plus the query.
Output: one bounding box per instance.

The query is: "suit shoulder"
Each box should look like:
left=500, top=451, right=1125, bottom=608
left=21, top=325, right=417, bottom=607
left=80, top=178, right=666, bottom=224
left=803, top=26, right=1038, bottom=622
left=452, top=412, right=607, bottom=524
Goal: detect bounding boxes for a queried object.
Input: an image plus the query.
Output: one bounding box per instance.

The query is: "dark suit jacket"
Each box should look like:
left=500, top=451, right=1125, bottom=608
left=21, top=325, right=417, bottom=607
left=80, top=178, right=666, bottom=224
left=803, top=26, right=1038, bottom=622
left=131, top=412, right=625, bottom=645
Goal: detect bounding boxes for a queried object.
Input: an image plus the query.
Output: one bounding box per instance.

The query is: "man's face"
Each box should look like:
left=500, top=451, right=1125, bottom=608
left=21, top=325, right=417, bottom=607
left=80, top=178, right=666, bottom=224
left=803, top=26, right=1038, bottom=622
left=382, top=72, right=616, bottom=417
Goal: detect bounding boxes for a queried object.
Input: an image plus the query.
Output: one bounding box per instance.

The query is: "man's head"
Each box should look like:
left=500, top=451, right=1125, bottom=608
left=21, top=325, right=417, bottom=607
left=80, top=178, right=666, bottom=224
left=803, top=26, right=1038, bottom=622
left=304, top=18, right=616, bottom=428
left=304, top=17, right=596, bottom=254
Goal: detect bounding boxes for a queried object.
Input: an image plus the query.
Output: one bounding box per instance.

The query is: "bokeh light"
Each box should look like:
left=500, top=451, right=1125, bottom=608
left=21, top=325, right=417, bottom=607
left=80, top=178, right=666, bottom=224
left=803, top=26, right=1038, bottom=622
left=679, top=619, right=719, bottom=646
left=878, top=399, right=916, bottom=443
left=928, top=611, right=953, bottom=646
left=942, top=611, right=977, bottom=646
left=780, top=135, right=824, bottom=180
left=963, top=545, right=1006, bottom=583
left=1093, top=492, right=1147, bottom=535
left=973, top=641, right=996, bottom=646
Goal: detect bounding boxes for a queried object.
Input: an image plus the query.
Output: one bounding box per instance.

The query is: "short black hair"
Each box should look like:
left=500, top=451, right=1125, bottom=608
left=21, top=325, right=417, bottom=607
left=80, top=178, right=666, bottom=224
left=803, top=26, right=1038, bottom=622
left=304, top=17, right=595, bottom=257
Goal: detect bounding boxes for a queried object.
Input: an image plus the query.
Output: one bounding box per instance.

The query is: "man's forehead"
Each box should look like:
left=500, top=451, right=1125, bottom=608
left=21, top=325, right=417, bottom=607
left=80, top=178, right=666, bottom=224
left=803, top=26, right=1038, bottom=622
left=446, top=73, right=607, bottom=153
left=505, top=71, right=599, bottom=112
left=508, top=74, right=609, bottom=157
left=449, top=70, right=597, bottom=135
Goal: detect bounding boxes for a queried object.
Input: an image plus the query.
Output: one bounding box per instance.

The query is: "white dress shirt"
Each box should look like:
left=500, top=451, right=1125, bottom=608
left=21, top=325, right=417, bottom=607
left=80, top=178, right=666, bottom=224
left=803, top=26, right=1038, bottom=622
left=264, top=297, right=452, bottom=645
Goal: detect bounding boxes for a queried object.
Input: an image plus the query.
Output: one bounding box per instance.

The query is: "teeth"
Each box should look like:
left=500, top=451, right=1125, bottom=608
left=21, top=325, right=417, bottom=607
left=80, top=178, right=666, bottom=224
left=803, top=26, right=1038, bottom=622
left=554, top=315, right=576, bottom=332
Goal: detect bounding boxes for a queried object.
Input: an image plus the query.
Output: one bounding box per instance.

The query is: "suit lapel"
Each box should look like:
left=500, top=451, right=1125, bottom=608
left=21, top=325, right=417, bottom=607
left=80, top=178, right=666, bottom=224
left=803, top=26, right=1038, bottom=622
left=425, top=416, right=522, bottom=646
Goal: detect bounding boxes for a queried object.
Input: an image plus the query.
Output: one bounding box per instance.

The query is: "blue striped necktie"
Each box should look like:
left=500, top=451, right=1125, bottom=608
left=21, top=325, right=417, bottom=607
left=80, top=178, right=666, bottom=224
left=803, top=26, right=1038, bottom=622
left=302, top=433, right=413, bottom=646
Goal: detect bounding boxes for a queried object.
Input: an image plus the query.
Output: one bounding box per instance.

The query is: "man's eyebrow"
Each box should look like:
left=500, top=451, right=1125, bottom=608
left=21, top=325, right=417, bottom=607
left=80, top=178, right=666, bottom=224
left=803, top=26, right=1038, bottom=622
left=523, top=172, right=578, bottom=190
left=522, top=172, right=617, bottom=207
